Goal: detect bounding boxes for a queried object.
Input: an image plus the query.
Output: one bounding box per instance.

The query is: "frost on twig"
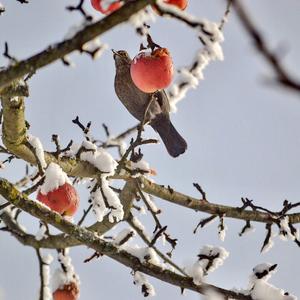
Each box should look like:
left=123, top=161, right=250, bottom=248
left=52, top=249, right=80, bottom=296
left=113, top=228, right=136, bottom=246
left=133, top=271, right=156, bottom=297
left=248, top=263, right=296, bottom=300
left=35, top=223, right=48, bottom=241
left=26, top=134, right=47, bottom=174
left=151, top=1, right=224, bottom=112
left=128, top=7, right=156, bottom=36
left=79, top=140, right=124, bottom=223
left=217, top=215, right=227, bottom=241
left=36, top=249, right=53, bottom=300
left=261, top=215, right=300, bottom=253
left=239, top=220, right=255, bottom=237
left=130, top=157, right=156, bottom=178
left=123, top=244, right=162, bottom=267
left=186, top=245, right=229, bottom=284
left=278, top=216, right=300, bottom=242
left=0, top=3, right=5, bottom=15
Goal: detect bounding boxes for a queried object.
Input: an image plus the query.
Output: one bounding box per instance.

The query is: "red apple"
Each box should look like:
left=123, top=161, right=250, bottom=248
left=53, top=283, right=79, bottom=300
left=130, top=48, right=174, bottom=93
left=164, top=0, right=188, bottom=10
left=152, top=0, right=188, bottom=14
left=37, top=183, right=79, bottom=216
left=91, top=0, right=122, bottom=15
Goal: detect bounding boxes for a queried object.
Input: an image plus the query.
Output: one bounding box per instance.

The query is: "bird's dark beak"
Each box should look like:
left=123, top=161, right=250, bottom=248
left=111, top=49, right=119, bottom=59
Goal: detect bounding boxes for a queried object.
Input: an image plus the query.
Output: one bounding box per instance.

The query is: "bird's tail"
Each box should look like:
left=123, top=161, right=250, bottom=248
left=151, top=114, right=187, bottom=158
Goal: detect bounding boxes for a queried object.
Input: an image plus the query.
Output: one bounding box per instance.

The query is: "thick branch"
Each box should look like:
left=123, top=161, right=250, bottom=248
left=1, top=180, right=137, bottom=248
left=138, top=177, right=300, bottom=224
left=2, top=83, right=300, bottom=225
left=0, top=178, right=251, bottom=300
left=0, top=0, right=156, bottom=91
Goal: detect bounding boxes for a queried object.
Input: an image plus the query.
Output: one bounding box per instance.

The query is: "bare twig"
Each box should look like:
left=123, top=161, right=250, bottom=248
left=36, top=249, right=46, bottom=300
left=193, top=215, right=217, bottom=234
left=219, top=0, right=233, bottom=30
left=0, top=202, right=10, bottom=210
left=24, top=141, right=44, bottom=176
left=116, top=94, right=158, bottom=174
left=77, top=204, right=93, bottom=226
left=192, top=183, right=207, bottom=201
left=72, top=116, right=92, bottom=140
left=84, top=251, right=102, bottom=263
left=22, top=176, right=44, bottom=195
left=135, top=179, right=162, bottom=233
left=127, top=215, right=187, bottom=276
left=3, top=42, right=17, bottom=63
left=66, top=0, right=93, bottom=21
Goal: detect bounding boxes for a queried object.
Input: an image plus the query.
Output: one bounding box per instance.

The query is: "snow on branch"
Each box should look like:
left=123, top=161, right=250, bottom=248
left=249, top=263, right=296, bottom=300
left=186, top=245, right=229, bottom=284
left=39, top=163, right=71, bottom=195
left=129, top=6, right=156, bottom=36
left=0, top=178, right=253, bottom=300
left=154, top=0, right=225, bottom=111
left=0, top=3, right=5, bottom=15
left=133, top=271, right=156, bottom=297
left=53, top=249, right=80, bottom=291
left=77, top=140, right=124, bottom=222
left=0, top=0, right=155, bottom=90
left=36, top=249, right=53, bottom=300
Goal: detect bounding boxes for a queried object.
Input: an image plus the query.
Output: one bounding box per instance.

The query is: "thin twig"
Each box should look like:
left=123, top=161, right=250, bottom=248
left=0, top=202, right=10, bottom=210
left=116, top=94, right=157, bottom=174
left=66, top=0, right=93, bottom=21
left=219, top=0, right=233, bottom=30
left=127, top=215, right=187, bottom=277
left=36, top=248, right=45, bottom=300
left=77, top=204, right=93, bottom=226
left=24, top=141, right=44, bottom=176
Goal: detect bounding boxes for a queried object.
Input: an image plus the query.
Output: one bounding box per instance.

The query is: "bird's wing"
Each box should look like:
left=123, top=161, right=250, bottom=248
left=154, top=89, right=171, bottom=113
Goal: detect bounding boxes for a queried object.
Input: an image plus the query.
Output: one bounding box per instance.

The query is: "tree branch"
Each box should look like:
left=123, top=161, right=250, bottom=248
left=0, top=178, right=251, bottom=300
left=1, top=82, right=300, bottom=226
left=0, top=0, right=156, bottom=91
left=139, top=177, right=300, bottom=224
left=36, top=248, right=45, bottom=300
left=0, top=180, right=137, bottom=248
left=127, top=214, right=187, bottom=276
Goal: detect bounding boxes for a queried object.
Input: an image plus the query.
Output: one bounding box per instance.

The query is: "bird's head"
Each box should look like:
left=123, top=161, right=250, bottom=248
left=112, top=49, right=131, bottom=67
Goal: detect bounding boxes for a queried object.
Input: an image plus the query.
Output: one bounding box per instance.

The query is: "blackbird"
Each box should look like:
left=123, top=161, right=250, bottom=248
left=113, top=50, right=187, bottom=157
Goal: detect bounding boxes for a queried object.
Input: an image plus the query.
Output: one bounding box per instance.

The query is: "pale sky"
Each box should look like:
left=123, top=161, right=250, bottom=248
left=0, top=0, right=300, bottom=299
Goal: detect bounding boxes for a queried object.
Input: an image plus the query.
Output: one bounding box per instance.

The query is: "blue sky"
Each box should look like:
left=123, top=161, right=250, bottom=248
left=0, top=1, right=300, bottom=299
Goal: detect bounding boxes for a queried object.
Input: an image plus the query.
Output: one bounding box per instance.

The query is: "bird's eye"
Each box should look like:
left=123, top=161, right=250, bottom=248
left=118, top=51, right=127, bottom=57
